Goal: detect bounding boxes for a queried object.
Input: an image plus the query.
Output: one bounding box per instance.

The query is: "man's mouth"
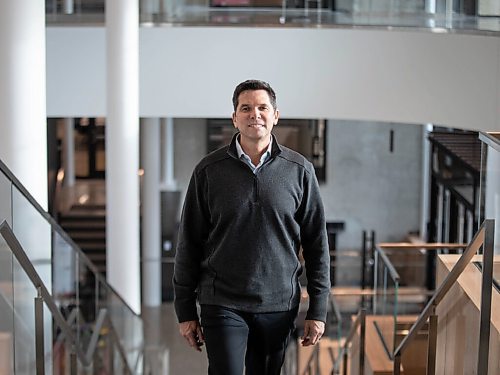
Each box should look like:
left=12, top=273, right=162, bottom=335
left=249, top=123, right=265, bottom=127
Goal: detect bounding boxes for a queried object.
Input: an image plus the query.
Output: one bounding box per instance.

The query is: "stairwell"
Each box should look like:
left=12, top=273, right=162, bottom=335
left=59, top=203, right=106, bottom=276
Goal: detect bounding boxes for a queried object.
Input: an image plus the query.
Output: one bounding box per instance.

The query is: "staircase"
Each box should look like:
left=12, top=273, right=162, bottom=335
left=59, top=203, right=107, bottom=276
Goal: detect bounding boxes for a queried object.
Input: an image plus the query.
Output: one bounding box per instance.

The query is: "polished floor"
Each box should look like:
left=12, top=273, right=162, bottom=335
left=142, top=303, right=209, bottom=375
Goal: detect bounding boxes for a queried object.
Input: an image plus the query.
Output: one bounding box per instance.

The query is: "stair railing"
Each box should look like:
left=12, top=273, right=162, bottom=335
left=373, top=240, right=467, bottom=359
left=0, top=220, right=133, bottom=374
left=392, top=219, right=495, bottom=375
left=0, top=159, right=145, bottom=371
left=331, top=308, right=366, bottom=375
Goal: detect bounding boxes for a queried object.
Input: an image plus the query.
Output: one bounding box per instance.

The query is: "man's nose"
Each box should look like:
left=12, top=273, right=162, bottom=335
left=250, top=108, right=261, bottom=118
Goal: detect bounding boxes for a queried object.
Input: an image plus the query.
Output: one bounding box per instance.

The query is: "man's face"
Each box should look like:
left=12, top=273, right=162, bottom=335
left=232, top=89, right=279, bottom=145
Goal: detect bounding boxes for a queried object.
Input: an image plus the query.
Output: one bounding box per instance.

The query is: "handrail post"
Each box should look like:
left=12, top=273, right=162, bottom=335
left=359, top=308, right=366, bottom=375
left=393, top=353, right=401, bottom=375
left=361, top=231, right=367, bottom=289
left=427, top=306, right=438, bottom=375
left=477, top=219, right=495, bottom=375
left=35, top=287, right=45, bottom=375
left=70, top=349, right=77, bottom=375
left=342, top=348, right=348, bottom=375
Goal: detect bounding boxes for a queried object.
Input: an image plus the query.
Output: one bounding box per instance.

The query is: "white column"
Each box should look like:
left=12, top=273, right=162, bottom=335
left=485, top=147, right=500, bottom=254
left=161, top=118, right=177, bottom=191
left=63, top=0, right=74, bottom=14
left=0, top=0, right=47, bottom=208
left=141, top=119, right=162, bottom=306
left=106, top=0, right=141, bottom=313
left=425, top=0, right=436, bottom=13
left=63, top=118, right=76, bottom=187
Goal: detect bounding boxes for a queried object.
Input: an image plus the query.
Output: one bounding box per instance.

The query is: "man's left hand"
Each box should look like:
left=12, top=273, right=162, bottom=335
left=301, top=320, right=325, bottom=346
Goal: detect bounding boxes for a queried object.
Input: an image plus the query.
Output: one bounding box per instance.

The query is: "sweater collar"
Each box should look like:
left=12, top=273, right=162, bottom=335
left=227, top=133, right=282, bottom=160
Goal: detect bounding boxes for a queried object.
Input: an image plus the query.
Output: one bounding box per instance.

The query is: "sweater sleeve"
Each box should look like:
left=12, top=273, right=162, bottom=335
left=296, top=163, right=330, bottom=322
left=173, top=167, right=210, bottom=323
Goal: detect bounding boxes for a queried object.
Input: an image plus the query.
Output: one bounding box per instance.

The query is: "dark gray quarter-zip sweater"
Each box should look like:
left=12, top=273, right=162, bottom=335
left=174, top=134, right=330, bottom=323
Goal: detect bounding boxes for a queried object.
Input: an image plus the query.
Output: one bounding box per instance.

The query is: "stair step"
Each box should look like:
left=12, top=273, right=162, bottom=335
left=67, top=231, right=106, bottom=240
left=60, top=221, right=106, bottom=230
left=80, top=243, right=106, bottom=251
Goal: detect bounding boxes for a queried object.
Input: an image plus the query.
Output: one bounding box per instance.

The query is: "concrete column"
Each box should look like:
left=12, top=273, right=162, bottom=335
left=161, top=118, right=178, bottom=191
left=141, top=119, right=162, bottom=306
left=0, top=0, right=47, bottom=208
left=63, top=118, right=76, bottom=187
left=106, top=0, right=141, bottom=314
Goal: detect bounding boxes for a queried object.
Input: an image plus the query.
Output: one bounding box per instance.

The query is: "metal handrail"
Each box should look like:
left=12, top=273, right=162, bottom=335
left=0, top=159, right=140, bottom=319
left=0, top=220, right=133, bottom=373
left=393, top=219, right=495, bottom=375
left=331, top=308, right=366, bottom=375
left=374, top=246, right=400, bottom=282
left=378, top=242, right=467, bottom=250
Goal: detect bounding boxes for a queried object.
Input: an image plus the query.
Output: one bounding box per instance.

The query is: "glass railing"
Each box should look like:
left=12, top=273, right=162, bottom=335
left=373, top=245, right=400, bottom=359
left=45, top=0, right=500, bottom=33
left=373, top=241, right=467, bottom=359
left=392, top=219, right=495, bottom=375
left=0, top=219, right=132, bottom=373
left=0, top=159, right=145, bottom=373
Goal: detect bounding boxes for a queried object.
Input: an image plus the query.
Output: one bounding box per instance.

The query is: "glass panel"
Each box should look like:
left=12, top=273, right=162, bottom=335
left=0, top=233, right=15, bottom=374
left=108, top=289, right=144, bottom=372
left=12, top=249, right=37, bottom=374
left=11, top=186, right=52, bottom=289
left=0, top=170, right=12, bottom=226
left=52, top=229, right=77, bottom=310
left=373, top=249, right=399, bottom=358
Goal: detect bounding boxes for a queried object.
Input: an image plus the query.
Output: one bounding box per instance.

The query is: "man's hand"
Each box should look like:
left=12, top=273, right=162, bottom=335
left=301, top=320, right=325, bottom=346
left=179, top=320, right=205, bottom=352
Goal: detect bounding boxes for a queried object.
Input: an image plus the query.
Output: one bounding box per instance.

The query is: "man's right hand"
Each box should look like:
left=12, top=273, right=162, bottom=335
left=179, top=320, right=205, bottom=352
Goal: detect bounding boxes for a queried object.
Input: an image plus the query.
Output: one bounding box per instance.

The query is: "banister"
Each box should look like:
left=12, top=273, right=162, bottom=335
left=332, top=308, right=366, bottom=374
left=0, top=159, right=140, bottom=319
left=0, top=220, right=133, bottom=373
left=393, top=219, right=494, bottom=374
left=374, top=246, right=400, bottom=282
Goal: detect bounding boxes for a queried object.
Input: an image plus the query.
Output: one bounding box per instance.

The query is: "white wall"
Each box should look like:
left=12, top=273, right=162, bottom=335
left=47, top=26, right=500, bottom=132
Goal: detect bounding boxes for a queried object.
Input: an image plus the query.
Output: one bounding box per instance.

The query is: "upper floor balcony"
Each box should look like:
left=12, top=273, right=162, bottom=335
left=46, top=0, right=500, bottom=34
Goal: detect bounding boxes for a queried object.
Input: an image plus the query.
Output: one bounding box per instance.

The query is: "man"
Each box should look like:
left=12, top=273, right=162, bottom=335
left=174, top=79, right=330, bottom=375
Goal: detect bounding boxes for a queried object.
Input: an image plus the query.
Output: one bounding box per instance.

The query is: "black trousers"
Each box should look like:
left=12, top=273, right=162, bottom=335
left=200, top=304, right=298, bottom=375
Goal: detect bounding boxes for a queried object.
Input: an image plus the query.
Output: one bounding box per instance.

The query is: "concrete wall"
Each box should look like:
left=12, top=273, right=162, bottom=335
left=323, top=120, right=422, bottom=249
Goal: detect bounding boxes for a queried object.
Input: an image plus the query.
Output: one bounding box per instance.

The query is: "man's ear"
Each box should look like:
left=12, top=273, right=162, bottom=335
left=274, top=109, right=280, bottom=125
left=232, top=112, right=238, bottom=128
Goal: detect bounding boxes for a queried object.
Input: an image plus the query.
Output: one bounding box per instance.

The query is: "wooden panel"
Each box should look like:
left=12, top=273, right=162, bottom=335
left=435, top=255, right=500, bottom=374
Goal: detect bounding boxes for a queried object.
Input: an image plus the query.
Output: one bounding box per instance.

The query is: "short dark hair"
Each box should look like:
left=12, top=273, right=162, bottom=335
left=232, top=80, right=277, bottom=111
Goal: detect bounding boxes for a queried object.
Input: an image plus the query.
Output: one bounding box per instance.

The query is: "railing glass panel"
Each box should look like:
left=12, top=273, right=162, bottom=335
left=0, top=234, right=15, bottom=374
left=12, top=185, right=52, bottom=289
left=0, top=171, right=11, bottom=224
left=0, top=231, right=52, bottom=375
left=0, top=159, right=144, bottom=373
left=373, top=246, right=399, bottom=358
left=108, top=289, right=144, bottom=371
